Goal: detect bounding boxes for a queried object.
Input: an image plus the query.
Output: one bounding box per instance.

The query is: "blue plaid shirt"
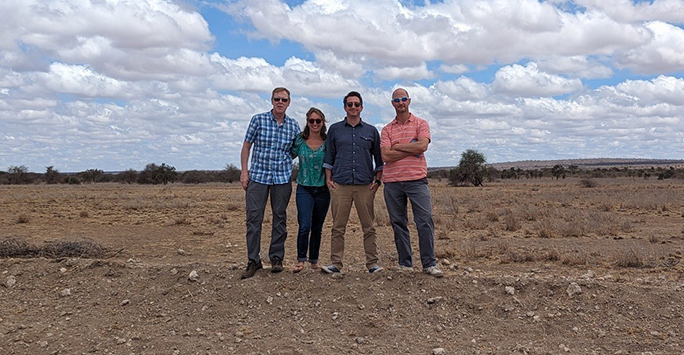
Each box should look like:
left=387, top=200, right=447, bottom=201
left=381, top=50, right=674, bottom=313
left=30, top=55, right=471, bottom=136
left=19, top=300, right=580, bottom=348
left=244, top=111, right=301, bottom=185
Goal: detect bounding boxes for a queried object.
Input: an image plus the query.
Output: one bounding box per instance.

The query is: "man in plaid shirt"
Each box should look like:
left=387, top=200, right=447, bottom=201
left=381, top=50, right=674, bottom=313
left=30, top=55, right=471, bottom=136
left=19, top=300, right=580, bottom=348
left=240, top=87, right=301, bottom=279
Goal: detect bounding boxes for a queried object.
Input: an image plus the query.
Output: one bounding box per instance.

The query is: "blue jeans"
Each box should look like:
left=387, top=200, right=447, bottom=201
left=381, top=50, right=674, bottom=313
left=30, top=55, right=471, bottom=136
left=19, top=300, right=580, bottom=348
left=383, top=178, right=436, bottom=269
left=296, top=184, right=330, bottom=263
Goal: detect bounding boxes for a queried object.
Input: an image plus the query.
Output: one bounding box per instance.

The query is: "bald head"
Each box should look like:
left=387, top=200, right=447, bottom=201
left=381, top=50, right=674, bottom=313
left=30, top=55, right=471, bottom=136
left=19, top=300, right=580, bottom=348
left=392, top=88, right=409, bottom=98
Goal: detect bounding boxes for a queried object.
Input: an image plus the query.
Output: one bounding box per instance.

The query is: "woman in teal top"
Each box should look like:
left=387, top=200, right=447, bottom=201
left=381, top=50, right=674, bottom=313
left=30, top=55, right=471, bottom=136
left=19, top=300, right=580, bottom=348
left=291, top=107, right=330, bottom=272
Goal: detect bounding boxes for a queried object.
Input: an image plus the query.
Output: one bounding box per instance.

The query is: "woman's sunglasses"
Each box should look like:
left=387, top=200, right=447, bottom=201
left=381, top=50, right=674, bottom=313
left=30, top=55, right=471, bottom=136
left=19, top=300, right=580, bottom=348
left=308, top=119, right=322, bottom=124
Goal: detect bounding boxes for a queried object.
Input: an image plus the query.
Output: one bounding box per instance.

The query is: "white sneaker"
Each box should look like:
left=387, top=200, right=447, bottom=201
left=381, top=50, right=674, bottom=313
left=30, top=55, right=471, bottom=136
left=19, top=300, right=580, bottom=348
left=368, top=265, right=384, bottom=273
left=423, top=266, right=444, bottom=278
left=398, top=265, right=414, bottom=272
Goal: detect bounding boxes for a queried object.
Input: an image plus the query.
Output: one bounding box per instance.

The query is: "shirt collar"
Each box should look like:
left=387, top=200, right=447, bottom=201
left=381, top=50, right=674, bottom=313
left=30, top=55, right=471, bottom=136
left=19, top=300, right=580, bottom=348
left=344, top=117, right=365, bottom=127
left=269, top=110, right=290, bottom=123
left=392, top=113, right=413, bottom=125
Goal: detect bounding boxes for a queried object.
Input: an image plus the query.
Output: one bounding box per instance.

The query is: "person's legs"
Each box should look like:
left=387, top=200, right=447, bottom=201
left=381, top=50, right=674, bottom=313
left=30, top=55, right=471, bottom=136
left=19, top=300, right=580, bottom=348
left=384, top=182, right=412, bottom=267
left=245, top=182, right=269, bottom=263
left=406, top=179, right=437, bottom=268
left=268, top=182, right=292, bottom=262
left=354, top=184, right=379, bottom=269
left=309, top=186, right=330, bottom=264
left=295, top=185, right=314, bottom=263
left=329, top=184, right=353, bottom=270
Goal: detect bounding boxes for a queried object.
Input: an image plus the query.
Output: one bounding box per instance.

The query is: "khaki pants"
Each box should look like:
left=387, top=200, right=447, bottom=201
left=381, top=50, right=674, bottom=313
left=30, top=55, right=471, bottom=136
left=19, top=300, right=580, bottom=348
left=329, top=184, right=379, bottom=270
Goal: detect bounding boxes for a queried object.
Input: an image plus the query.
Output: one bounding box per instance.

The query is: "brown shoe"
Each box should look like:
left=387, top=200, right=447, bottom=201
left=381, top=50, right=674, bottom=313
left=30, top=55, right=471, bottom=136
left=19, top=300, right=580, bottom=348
left=241, top=260, right=262, bottom=279
left=271, top=258, right=284, bottom=273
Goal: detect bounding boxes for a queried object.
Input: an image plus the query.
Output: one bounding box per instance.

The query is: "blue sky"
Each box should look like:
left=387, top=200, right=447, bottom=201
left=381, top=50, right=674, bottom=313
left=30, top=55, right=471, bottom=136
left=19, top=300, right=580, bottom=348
left=1, top=0, right=684, bottom=172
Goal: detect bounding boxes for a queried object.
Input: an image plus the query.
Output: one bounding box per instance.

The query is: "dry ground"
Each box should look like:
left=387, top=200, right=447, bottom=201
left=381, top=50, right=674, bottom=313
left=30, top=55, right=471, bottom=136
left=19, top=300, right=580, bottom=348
left=1, top=178, right=683, bottom=354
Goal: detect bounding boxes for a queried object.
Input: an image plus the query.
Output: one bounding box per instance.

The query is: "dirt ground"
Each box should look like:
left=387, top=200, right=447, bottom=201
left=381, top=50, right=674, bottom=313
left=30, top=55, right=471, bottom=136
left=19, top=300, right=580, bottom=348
left=1, top=180, right=683, bottom=354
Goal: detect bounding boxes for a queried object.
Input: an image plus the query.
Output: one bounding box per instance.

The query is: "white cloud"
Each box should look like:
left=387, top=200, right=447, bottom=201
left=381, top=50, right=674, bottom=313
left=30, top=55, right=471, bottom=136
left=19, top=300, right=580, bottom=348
left=536, top=56, right=613, bottom=79
left=617, top=21, right=684, bottom=74
left=614, top=75, right=684, bottom=106
left=1, top=0, right=213, bottom=79
left=439, top=63, right=469, bottom=74
left=208, top=55, right=361, bottom=98
left=492, top=62, right=583, bottom=97
left=1, top=0, right=684, bottom=171
left=33, top=63, right=131, bottom=98
left=375, top=62, right=436, bottom=81
left=575, top=0, right=684, bottom=23
left=434, top=77, right=490, bottom=101
left=222, top=0, right=672, bottom=75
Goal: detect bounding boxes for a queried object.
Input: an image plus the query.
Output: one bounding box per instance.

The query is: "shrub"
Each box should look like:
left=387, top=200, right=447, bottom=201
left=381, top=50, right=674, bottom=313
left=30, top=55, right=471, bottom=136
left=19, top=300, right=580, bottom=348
left=579, top=178, right=598, bottom=188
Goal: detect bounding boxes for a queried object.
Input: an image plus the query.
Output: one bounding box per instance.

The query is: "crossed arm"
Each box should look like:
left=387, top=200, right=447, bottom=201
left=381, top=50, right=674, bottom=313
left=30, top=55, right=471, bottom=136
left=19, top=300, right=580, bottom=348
left=381, top=137, right=429, bottom=164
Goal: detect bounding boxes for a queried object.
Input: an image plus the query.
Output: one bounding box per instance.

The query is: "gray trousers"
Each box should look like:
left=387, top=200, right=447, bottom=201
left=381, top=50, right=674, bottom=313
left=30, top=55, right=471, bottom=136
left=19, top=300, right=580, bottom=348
left=245, top=181, right=292, bottom=263
left=383, top=178, right=436, bottom=268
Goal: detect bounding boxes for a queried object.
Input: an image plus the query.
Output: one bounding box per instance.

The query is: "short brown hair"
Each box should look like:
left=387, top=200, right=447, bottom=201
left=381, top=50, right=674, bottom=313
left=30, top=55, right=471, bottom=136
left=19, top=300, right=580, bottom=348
left=343, top=91, right=362, bottom=106
left=272, top=87, right=290, bottom=100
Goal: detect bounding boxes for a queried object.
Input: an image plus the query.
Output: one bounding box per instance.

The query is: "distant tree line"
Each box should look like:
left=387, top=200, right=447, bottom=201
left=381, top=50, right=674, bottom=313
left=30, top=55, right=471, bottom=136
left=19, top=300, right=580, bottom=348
left=426, top=150, right=684, bottom=186
left=0, top=163, right=241, bottom=185
left=2, top=154, right=683, bottom=186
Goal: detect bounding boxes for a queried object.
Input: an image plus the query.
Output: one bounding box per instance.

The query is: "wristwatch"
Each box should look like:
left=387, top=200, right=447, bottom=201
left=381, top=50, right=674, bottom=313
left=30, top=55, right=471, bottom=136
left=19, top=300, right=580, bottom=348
left=374, top=180, right=382, bottom=186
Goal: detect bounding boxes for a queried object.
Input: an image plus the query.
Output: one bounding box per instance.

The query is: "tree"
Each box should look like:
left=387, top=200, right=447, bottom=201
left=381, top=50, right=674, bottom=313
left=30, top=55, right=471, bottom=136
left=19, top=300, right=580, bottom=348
left=80, top=169, right=105, bottom=183
left=45, top=166, right=60, bottom=184
left=222, top=164, right=241, bottom=183
left=551, top=164, right=566, bottom=180
left=7, top=165, right=31, bottom=185
left=449, top=149, right=487, bottom=186
left=115, top=169, right=138, bottom=184
left=138, top=163, right=177, bottom=185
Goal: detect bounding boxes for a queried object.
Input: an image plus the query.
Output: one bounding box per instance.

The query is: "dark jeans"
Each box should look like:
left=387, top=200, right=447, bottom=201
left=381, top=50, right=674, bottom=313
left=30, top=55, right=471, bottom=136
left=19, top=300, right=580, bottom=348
left=383, top=178, right=436, bottom=268
left=295, top=184, right=330, bottom=263
left=245, top=181, right=292, bottom=263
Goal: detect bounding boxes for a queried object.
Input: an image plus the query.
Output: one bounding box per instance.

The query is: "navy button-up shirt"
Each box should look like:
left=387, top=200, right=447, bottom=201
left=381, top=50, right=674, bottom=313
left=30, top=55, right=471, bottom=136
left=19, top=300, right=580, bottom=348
left=323, top=118, right=383, bottom=185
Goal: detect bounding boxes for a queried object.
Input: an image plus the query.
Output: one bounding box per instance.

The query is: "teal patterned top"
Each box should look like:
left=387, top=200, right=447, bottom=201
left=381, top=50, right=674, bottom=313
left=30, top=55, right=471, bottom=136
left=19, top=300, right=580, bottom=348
left=292, top=134, right=326, bottom=187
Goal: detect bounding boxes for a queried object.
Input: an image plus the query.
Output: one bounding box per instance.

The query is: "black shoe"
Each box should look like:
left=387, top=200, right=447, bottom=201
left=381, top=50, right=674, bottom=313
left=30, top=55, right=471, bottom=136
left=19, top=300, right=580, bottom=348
left=271, top=258, right=283, bottom=273
left=241, top=260, right=262, bottom=279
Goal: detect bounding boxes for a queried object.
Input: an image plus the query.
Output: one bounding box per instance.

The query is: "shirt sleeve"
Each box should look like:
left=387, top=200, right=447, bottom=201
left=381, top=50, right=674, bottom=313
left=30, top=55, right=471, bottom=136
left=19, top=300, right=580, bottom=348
left=323, top=125, right=335, bottom=170
left=380, top=124, right=391, bottom=148
left=291, top=134, right=303, bottom=156
left=244, top=115, right=259, bottom=143
left=418, top=119, right=431, bottom=142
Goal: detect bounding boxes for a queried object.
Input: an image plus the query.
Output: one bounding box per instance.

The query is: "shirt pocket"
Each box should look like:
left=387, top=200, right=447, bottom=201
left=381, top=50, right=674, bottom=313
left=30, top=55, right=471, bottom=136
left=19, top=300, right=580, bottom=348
left=358, top=135, right=373, bottom=149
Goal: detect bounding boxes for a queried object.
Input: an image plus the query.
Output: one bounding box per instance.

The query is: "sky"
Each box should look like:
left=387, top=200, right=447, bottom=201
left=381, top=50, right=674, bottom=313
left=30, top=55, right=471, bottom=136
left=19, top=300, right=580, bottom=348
left=1, top=0, right=684, bottom=173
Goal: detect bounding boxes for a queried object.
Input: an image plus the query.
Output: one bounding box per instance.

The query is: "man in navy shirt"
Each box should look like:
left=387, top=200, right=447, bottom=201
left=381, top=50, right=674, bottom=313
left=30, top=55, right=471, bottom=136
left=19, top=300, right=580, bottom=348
left=322, top=91, right=384, bottom=274
left=240, top=87, right=301, bottom=279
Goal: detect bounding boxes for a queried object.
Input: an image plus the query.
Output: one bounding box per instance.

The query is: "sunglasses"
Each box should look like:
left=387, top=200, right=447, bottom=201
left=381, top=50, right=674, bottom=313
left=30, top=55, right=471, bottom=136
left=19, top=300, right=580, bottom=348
left=308, top=119, right=322, bottom=124
left=273, top=97, right=289, bottom=102
left=345, top=102, right=361, bottom=108
left=392, top=97, right=409, bottom=103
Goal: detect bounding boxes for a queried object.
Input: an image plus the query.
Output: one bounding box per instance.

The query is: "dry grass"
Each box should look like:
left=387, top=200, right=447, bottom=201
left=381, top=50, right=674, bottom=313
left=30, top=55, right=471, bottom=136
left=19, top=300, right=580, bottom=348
left=0, top=237, right=108, bottom=258
left=0, top=178, right=681, bottom=270
left=15, top=213, right=30, bottom=224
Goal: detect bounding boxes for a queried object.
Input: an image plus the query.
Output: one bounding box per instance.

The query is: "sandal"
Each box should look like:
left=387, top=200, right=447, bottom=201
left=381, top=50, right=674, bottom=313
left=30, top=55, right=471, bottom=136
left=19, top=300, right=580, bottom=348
left=310, top=262, right=320, bottom=270
left=293, top=262, right=305, bottom=273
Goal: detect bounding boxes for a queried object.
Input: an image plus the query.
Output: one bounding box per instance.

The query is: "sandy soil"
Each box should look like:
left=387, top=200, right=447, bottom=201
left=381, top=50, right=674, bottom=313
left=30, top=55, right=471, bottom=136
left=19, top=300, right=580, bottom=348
left=1, top=180, right=682, bottom=354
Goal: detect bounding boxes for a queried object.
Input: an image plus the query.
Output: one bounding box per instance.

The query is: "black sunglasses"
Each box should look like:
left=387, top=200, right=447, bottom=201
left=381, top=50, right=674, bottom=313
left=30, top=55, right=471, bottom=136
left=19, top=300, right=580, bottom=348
left=345, top=102, right=361, bottom=108
left=273, top=97, right=289, bottom=102
left=308, top=119, right=322, bottom=124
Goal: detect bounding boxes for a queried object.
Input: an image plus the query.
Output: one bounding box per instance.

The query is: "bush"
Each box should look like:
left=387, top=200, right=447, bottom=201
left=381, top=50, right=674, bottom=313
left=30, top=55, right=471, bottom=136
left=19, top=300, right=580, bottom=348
left=579, top=178, right=598, bottom=188
left=61, top=176, right=81, bottom=185
left=138, top=163, right=177, bottom=185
